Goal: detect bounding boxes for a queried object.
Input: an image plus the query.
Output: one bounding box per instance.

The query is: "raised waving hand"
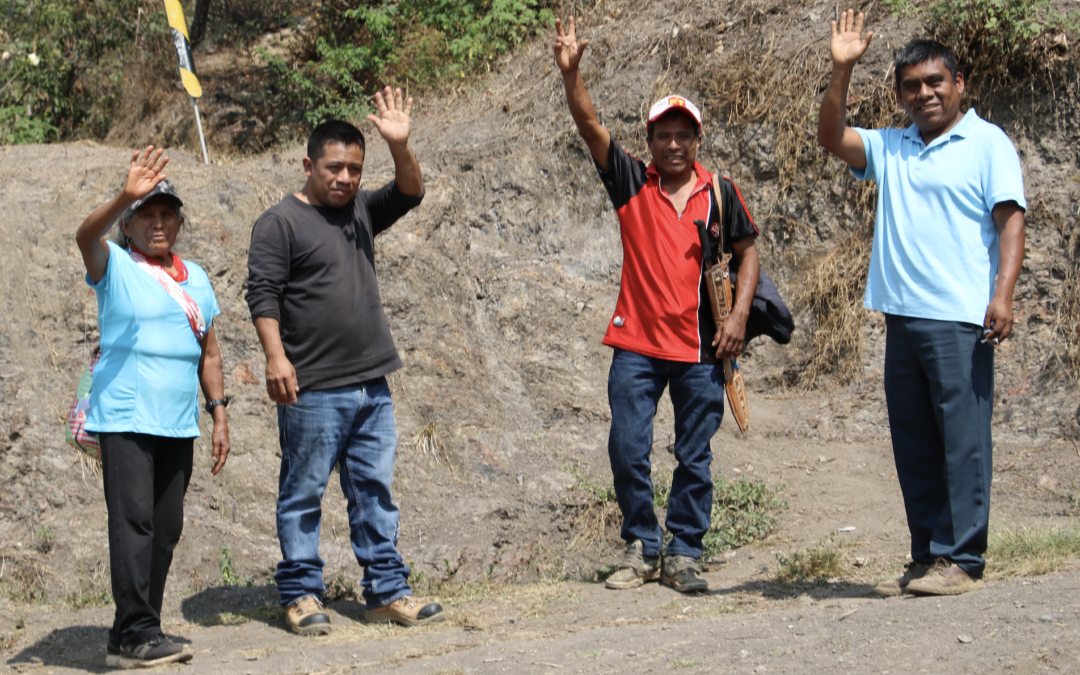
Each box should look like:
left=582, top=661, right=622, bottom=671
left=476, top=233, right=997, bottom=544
left=830, top=9, right=874, bottom=68
left=123, top=146, right=170, bottom=202
left=554, top=16, right=590, bottom=74
left=367, top=86, right=413, bottom=147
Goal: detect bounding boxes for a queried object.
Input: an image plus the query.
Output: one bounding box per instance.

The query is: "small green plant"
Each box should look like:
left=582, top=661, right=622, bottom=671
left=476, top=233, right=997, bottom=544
left=647, top=469, right=786, bottom=558
left=565, top=464, right=618, bottom=504
left=65, top=588, right=113, bottom=609
left=218, top=546, right=254, bottom=587
left=704, top=475, right=787, bottom=558
left=672, top=658, right=700, bottom=669
left=775, top=539, right=843, bottom=584
left=34, top=528, right=54, bottom=555
left=1049, top=484, right=1080, bottom=513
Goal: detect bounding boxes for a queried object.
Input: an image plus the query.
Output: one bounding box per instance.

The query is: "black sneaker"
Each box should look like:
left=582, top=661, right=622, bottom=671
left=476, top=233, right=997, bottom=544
left=105, top=635, right=192, bottom=669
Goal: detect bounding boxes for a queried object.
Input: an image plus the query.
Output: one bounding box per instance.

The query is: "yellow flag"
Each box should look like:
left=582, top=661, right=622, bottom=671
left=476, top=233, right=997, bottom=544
left=163, top=0, right=202, bottom=98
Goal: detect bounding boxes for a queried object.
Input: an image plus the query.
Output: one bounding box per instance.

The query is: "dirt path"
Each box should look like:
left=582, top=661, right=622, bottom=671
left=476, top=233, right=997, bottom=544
left=4, top=397, right=1078, bottom=674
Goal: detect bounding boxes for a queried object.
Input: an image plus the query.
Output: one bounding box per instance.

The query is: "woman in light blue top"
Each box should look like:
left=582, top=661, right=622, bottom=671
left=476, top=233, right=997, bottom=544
left=75, top=146, right=230, bottom=668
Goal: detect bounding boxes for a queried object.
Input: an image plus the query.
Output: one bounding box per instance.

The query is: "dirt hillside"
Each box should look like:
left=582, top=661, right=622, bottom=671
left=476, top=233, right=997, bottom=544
left=1, top=0, right=1078, bottom=670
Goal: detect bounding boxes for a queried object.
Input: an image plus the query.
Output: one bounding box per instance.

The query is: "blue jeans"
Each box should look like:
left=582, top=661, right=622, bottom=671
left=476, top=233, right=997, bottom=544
left=607, top=348, right=725, bottom=559
left=884, top=315, right=994, bottom=578
left=275, top=379, right=411, bottom=609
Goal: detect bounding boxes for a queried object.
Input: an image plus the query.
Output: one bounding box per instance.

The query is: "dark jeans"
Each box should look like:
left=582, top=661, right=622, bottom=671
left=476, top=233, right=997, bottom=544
left=275, top=379, right=411, bottom=610
left=99, top=432, right=193, bottom=649
left=884, top=315, right=994, bottom=578
left=607, top=348, right=725, bottom=559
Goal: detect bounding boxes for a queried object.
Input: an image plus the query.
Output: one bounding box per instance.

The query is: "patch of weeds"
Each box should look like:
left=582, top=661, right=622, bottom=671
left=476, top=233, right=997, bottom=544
left=1049, top=483, right=1080, bottom=513
left=1, top=554, right=49, bottom=603
left=564, top=463, right=621, bottom=550
left=65, top=588, right=113, bottom=610
left=775, top=538, right=844, bottom=584
left=218, top=546, right=254, bottom=587
left=34, top=529, right=54, bottom=555
left=672, top=658, right=700, bottom=669
left=653, top=466, right=673, bottom=508
left=593, top=563, right=619, bottom=582
left=565, top=464, right=617, bottom=504
left=324, top=574, right=359, bottom=602
left=703, top=476, right=788, bottom=559
left=986, top=524, right=1080, bottom=578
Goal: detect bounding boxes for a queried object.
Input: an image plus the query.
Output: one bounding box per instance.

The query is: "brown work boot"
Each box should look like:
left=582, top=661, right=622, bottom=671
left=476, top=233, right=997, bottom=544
left=906, top=559, right=984, bottom=596
left=366, top=596, right=445, bottom=627
left=874, top=560, right=932, bottom=597
left=605, top=540, right=661, bottom=590
left=285, top=595, right=332, bottom=635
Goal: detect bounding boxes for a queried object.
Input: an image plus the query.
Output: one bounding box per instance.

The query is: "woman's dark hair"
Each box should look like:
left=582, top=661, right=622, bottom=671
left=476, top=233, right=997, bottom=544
left=894, top=39, right=959, bottom=89
left=114, top=203, right=185, bottom=249
left=307, top=120, right=366, bottom=162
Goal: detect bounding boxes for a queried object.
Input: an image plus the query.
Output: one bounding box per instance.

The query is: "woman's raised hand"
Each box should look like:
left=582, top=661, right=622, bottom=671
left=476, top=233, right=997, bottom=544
left=122, top=145, right=170, bottom=202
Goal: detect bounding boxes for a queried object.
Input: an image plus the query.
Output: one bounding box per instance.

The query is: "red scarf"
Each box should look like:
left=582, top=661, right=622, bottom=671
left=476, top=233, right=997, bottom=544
left=130, top=247, right=188, bottom=283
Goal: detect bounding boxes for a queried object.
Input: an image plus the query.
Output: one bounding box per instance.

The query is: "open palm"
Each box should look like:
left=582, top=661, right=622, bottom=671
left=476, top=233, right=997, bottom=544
left=830, top=9, right=874, bottom=67
left=122, top=146, right=169, bottom=201
left=367, top=86, right=412, bottom=146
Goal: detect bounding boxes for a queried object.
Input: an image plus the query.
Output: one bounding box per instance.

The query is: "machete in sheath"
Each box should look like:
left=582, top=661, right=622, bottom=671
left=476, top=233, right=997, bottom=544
left=694, top=172, right=750, bottom=433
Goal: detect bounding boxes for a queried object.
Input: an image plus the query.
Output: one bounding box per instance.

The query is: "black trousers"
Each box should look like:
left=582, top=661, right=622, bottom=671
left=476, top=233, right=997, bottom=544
left=100, top=432, right=193, bottom=648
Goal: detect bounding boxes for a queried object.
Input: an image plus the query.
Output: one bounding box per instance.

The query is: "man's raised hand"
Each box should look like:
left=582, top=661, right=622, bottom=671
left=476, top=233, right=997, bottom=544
left=123, top=145, right=169, bottom=202
left=830, top=9, right=874, bottom=68
left=554, top=16, right=589, bottom=74
left=367, top=86, right=413, bottom=147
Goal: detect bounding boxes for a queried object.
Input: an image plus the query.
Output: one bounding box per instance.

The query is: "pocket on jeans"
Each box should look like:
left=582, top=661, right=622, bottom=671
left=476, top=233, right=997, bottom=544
left=277, top=403, right=289, bottom=447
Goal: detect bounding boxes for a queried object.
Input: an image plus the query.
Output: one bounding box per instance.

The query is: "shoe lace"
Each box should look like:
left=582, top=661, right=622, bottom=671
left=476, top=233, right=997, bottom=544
left=668, top=555, right=702, bottom=575
left=295, top=595, right=324, bottom=613
left=618, top=541, right=646, bottom=570
left=925, top=558, right=951, bottom=575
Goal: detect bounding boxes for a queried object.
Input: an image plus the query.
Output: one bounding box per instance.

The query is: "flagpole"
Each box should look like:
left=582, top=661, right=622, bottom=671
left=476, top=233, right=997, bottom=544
left=191, top=97, right=209, bottom=164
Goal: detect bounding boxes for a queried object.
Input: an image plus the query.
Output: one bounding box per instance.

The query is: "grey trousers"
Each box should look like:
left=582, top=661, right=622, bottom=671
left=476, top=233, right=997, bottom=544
left=883, top=314, right=995, bottom=578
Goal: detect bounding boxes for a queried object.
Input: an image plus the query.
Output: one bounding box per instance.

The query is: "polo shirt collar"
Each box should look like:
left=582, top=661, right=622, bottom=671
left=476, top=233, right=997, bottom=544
left=903, top=108, right=979, bottom=150
left=645, top=160, right=711, bottom=189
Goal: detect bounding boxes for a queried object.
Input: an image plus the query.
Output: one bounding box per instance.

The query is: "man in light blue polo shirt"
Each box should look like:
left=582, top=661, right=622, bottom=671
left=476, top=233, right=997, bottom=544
left=817, top=11, right=1026, bottom=596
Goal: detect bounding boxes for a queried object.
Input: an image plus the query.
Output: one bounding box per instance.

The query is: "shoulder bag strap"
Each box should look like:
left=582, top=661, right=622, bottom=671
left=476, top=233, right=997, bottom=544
left=127, top=249, right=207, bottom=341
left=711, top=172, right=725, bottom=257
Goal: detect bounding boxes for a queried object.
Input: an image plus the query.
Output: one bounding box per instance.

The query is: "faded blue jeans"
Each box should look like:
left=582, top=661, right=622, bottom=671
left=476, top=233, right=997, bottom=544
left=607, top=348, right=725, bottom=560
left=275, top=379, right=411, bottom=609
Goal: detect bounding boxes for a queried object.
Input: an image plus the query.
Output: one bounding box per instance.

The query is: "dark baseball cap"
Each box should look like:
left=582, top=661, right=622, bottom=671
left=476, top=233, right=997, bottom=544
left=125, top=179, right=184, bottom=217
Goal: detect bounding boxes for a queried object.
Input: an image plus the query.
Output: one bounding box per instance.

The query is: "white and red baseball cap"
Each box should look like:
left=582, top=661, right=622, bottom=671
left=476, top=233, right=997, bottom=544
left=647, top=95, right=702, bottom=129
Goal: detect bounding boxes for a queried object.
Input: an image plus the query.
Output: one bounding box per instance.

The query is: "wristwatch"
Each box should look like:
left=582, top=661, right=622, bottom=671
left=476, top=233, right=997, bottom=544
left=204, top=396, right=231, bottom=414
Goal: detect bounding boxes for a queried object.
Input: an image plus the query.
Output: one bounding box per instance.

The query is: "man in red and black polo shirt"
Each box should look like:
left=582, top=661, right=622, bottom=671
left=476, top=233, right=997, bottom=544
left=555, top=17, right=760, bottom=593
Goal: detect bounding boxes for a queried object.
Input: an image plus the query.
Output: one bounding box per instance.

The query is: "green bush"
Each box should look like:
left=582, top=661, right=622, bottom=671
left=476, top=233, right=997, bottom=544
left=0, top=0, right=173, bottom=144
left=257, top=0, right=554, bottom=134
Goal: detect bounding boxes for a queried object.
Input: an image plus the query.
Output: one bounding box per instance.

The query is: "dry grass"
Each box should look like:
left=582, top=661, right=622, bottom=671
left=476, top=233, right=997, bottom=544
left=1051, top=210, right=1080, bottom=375
left=0, top=552, right=51, bottom=603
left=774, top=538, right=845, bottom=584
left=985, top=524, right=1080, bottom=579
left=791, top=229, right=873, bottom=387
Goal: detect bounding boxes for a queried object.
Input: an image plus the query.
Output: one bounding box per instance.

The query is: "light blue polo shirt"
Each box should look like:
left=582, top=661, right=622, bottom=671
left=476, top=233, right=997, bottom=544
left=853, top=109, right=1026, bottom=326
left=85, top=241, right=220, bottom=437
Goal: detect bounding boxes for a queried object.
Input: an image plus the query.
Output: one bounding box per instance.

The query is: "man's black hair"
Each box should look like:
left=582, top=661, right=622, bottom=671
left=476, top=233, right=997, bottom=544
left=646, top=110, right=701, bottom=143
left=307, top=120, right=366, bottom=162
left=893, top=39, right=959, bottom=89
